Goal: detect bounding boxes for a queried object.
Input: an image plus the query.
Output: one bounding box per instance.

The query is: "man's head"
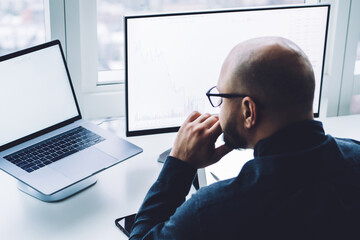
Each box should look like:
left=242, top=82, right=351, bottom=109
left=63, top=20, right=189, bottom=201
left=217, top=37, right=315, bottom=149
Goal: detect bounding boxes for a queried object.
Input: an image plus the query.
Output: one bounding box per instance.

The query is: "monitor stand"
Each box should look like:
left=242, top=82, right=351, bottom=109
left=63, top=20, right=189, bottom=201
left=157, top=148, right=172, bottom=163
left=17, top=176, right=97, bottom=202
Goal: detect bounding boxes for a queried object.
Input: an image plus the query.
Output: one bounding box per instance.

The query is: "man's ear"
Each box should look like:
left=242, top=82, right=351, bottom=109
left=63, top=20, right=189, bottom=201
left=241, top=97, right=257, bottom=129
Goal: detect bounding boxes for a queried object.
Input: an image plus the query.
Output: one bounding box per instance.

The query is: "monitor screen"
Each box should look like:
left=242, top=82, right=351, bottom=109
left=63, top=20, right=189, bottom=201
left=125, top=4, right=330, bottom=136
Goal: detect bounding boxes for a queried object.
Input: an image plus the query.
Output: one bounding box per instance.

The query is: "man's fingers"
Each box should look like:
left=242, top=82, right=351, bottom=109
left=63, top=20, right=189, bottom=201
left=208, top=120, right=223, bottom=139
left=203, top=115, right=218, bottom=128
left=186, top=111, right=201, bottom=123
left=195, top=113, right=212, bottom=123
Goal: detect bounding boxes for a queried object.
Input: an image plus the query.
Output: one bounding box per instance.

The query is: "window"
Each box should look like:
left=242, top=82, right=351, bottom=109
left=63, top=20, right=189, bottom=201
left=350, top=36, right=360, bottom=114
left=0, top=0, right=46, bottom=57
left=354, top=36, right=360, bottom=75
left=329, top=0, right=360, bottom=116
left=356, top=38, right=360, bottom=75
left=96, top=0, right=305, bottom=84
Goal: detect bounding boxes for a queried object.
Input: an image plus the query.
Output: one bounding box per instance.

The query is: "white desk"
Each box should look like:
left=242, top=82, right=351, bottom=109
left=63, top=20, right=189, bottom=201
left=0, top=114, right=359, bottom=240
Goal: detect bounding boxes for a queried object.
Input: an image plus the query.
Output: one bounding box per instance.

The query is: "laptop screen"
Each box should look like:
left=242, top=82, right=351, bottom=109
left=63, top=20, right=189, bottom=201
left=0, top=42, right=80, bottom=148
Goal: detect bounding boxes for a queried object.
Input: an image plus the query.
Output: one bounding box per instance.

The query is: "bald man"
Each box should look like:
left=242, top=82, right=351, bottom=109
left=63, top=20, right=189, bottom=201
left=129, top=37, right=360, bottom=239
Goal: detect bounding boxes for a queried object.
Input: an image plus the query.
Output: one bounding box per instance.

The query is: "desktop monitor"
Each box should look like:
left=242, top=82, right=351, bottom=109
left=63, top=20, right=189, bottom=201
left=125, top=4, right=330, bottom=137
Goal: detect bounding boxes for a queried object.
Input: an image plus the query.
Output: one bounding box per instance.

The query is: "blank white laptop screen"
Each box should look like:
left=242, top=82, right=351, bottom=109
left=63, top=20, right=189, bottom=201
left=0, top=45, right=79, bottom=147
left=125, top=5, right=329, bottom=136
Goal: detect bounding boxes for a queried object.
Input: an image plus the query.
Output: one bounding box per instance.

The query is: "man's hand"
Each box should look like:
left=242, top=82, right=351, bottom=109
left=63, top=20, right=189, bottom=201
left=170, top=111, right=233, bottom=169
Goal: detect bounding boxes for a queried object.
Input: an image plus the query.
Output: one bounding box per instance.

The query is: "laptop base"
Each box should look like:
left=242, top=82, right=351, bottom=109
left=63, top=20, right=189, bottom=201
left=17, top=176, right=98, bottom=202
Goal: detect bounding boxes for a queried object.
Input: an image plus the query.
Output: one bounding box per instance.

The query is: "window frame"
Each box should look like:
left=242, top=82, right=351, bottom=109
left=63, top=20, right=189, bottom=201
left=336, top=0, right=360, bottom=115
left=49, top=0, right=124, bottom=119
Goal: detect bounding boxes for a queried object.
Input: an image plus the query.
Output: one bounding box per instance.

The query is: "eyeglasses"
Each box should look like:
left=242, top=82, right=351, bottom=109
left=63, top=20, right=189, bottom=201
left=206, top=86, right=249, bottom=108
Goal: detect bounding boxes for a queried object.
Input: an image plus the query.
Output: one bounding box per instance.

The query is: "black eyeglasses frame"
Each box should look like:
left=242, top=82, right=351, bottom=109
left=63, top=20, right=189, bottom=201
left=206, top=86, right=249, bottom=108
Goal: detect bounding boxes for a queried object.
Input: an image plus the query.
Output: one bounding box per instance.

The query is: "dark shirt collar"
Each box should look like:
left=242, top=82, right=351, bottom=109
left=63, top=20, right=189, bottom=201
left=253, top=120, right=326, bottom=158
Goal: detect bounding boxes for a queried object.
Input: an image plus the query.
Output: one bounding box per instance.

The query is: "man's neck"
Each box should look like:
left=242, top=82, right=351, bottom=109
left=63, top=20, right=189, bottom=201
left=249, top=112, right=314, bottom=149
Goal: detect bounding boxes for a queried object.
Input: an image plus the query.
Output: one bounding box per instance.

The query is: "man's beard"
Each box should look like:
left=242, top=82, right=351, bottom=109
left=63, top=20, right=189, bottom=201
left=223, top=128, right=248, bottom=150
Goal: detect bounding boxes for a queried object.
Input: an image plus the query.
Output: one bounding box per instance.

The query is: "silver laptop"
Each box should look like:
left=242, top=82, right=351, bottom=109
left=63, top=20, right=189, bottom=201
left=0, top=40, right=142, bottom=201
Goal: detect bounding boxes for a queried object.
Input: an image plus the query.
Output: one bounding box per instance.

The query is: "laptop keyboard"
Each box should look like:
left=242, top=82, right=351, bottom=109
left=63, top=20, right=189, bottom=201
left=4, top=127, right=105, bottom=173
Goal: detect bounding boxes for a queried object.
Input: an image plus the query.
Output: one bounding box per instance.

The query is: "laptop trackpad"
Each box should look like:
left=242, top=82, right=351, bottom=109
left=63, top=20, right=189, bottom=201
left=49, top=147, right=115, bottom=181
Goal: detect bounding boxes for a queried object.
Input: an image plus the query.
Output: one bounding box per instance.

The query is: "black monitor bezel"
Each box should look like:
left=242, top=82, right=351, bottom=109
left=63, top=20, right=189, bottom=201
left=0, top=40, right=82, bottom=151
left=125, top=4, right=330, bottom=137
